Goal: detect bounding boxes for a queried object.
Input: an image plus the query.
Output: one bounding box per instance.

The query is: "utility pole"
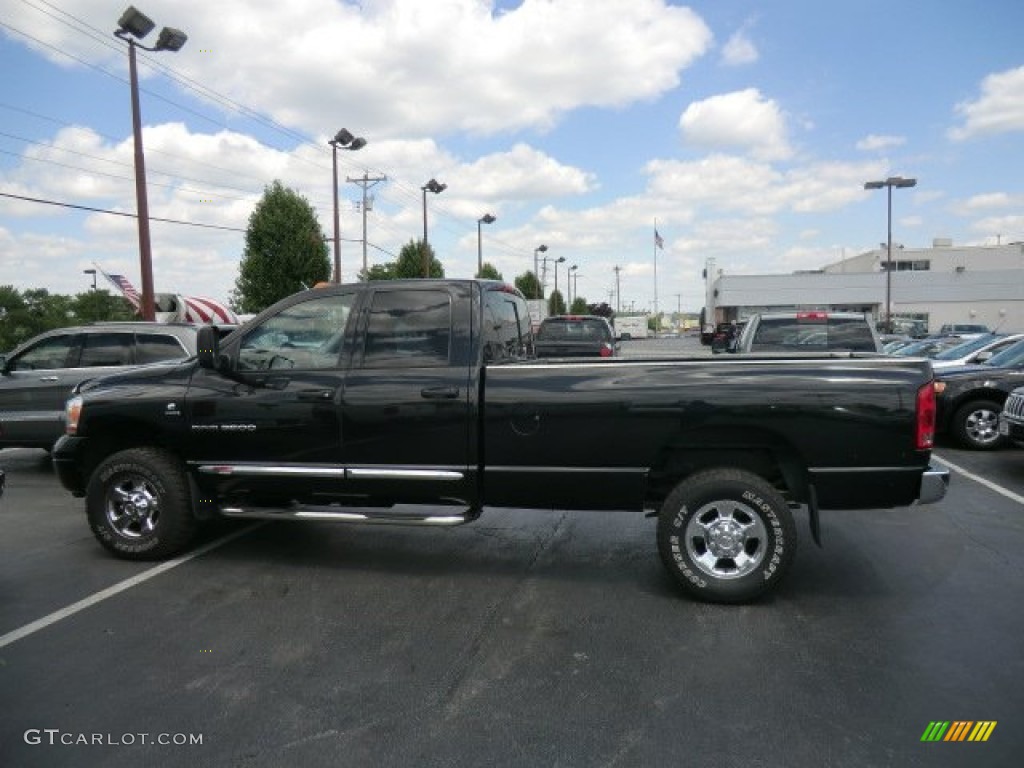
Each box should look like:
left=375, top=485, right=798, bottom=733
left=613, top=265, right=622, bottom=314
left=346, top=172, right=386, bottom=278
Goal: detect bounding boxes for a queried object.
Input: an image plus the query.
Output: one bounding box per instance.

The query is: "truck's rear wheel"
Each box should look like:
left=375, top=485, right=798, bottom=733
left=86, top=447, right=197, bottom=560
left=656, top=469, right=796, bottom=603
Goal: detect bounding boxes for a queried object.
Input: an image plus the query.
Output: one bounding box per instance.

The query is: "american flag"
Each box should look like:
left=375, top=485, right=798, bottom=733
left=104, top=272, right=142, bottom=310
left=654, top=229, right=664, bottom=249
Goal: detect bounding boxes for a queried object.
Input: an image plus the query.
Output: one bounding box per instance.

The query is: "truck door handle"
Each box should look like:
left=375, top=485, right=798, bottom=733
left=297, top=390, right=334, bottom=402
left=39, top=376, right=59, bottom=382
left=421, top=387, right=460, bottom=400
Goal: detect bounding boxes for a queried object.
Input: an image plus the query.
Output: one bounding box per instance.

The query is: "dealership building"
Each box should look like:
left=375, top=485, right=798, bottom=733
left=704, top=240, right=1024, bottom=334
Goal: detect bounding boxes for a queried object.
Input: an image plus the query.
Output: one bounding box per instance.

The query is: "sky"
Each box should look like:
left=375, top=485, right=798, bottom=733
left=1, top=0, right=1023, bottom=316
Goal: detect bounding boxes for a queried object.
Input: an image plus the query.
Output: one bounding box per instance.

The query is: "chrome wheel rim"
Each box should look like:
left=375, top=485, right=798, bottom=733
left=106, top=474, right=161, bottom=539
left=965, top=408, right=1000, bottom=446
left=685, top=500, right=768, bottom=579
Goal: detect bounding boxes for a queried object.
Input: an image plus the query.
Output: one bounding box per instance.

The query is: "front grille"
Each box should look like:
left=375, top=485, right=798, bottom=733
left=1003, top=390, right=1024, bottom=422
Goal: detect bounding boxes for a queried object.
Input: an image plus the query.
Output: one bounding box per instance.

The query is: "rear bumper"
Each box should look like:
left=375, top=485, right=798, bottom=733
left=52, top=434, right=89, bottom=497
left=918, top=465, right=950, bottom=505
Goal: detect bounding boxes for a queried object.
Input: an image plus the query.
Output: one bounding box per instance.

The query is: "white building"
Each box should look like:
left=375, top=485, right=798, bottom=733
left=707, top=240, right=1024, bottom=334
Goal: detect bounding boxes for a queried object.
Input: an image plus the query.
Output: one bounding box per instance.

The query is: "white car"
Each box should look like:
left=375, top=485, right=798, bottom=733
left=930, top=333, right=1024, bottom=371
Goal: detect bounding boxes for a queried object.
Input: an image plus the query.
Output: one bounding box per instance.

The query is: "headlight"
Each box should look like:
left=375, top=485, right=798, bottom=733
left=65, top=395, right=83, bottom=434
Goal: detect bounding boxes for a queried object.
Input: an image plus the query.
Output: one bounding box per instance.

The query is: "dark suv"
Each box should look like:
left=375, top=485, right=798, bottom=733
left=535, top=315, right=617, bottom=357
left=0, top=322, right=232, bottom=450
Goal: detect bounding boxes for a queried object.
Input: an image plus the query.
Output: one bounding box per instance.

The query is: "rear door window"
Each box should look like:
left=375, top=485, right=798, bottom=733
left=362, top=289, right=452, bottom=368
left=136, top=333, right=189, bottom=364
left=78, top=332, right=133, bottom=367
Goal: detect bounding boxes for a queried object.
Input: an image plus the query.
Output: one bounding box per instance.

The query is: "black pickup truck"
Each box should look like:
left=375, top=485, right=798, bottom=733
left=53, top=279, right=948, bottom=603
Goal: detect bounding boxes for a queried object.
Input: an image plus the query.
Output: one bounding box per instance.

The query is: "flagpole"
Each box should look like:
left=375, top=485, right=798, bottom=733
left=653, top=218, right=659, bottom=329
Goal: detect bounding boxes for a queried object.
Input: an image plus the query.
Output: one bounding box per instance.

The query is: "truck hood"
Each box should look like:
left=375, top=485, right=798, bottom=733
left=76, top=358, right=197, bottom=394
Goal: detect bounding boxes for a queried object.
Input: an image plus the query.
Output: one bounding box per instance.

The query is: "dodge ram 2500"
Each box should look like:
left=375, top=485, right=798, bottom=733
left=53, top=279, right=948, bottom=603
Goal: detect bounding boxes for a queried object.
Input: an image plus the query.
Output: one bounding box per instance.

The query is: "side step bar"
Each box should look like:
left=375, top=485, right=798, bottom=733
left=219, top=503, right=481, bottom=527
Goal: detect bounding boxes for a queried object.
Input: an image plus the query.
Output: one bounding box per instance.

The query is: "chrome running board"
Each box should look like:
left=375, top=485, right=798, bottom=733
left=218, top=503, right=480, bottom=527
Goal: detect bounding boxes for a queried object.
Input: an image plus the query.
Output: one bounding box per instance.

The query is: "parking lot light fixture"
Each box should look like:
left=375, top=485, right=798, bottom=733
left=476, top=213, right=496, bottom=277
left=532, top=245, right=547, bottom=298
left=328, top=128, right=367, bottom=283
left=864, top=176, right=917, bottom=331
left=421, top=178, right=446, bottom=276
left=114, top=6, right=188, bottom=321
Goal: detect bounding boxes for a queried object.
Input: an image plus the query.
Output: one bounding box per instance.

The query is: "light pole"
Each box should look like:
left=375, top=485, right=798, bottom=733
left=552, top=255, right=566, bottom=301
left=864, top=176, right=917, bottom=331
left=568, top=264, right=578, bottom=306
left=533, top=244, right=547, bottom=298
left=328, top=128, right=367, bottom=283
left=476, top=213, right=496, bottom=276
left=114, top=6, right=187, bottom=321
left=421, top=178, right=446, bottom=277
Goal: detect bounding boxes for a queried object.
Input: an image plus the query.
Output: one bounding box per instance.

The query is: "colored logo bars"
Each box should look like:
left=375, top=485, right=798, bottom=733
left=921, top=721, right=997, bottom=742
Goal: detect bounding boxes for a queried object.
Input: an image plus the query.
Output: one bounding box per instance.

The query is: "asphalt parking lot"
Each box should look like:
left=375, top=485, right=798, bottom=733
left=2, top=339, right=1023, bottom=768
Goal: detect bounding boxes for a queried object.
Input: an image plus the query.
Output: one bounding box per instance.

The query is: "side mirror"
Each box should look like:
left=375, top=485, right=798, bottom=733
left=196, top=325, right=220, bottom=370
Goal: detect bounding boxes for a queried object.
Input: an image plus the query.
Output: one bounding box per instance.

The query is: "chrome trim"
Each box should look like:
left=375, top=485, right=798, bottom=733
left=197, top=465, right=346, bottom=478
left=917, top=467, right=950, bottom=505
left=347, top=468, right=463, bottom=481
left=485, top=465, right=647, bottom=474
left=196, top=464, right=463, bottom=481
left=808, top=466, right=920, bottom=474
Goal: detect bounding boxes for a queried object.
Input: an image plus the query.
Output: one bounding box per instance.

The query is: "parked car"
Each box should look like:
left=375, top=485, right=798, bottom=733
left=998, top=386, right=1024, bottom=447
left=888, top=336, right=966, bottom=359
left=731, top=311, right=882, bottom=354
left=534, top=315, right=617, bottom=357
left=938, top=323, right=991, bottom=340
left=933, top=337, right=1024, bottom=449
left=930, top=333, right=1024, bottom=371
left=0, top=321, right=236, bottom=451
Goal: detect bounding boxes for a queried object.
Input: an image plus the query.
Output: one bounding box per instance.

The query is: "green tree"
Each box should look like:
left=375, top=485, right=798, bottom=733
left=395, top=240, right=444, bottom=278
left=477, top=262, right=502, bottom=280
left=515, top=271, right=541, bottom=300
left=365, top=262, right=397, bottom=281
left=232, top=180, right=330, bottom=313
left=570, top=296, right=589, bottom=314
left=548, top=289, right=566, bottom=316
left=72, top=290, right=135, bottom=324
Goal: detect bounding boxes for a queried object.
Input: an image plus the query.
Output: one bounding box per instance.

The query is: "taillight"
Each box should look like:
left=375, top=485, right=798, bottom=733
left=600, top=344, right=613, bottom=357
left=916, top=382, right=936, bottom=450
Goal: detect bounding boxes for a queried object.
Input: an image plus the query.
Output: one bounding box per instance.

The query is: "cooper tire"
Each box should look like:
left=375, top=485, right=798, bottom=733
left=952, top=400, right=1005, bottom=450
left=657, top=469, right=796, bottom=603
left=86, top=447, right=197, bottom=560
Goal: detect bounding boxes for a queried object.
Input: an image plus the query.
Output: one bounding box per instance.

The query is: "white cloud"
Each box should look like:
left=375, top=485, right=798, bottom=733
left=721, top=29, right=758, bottom=66
left=855, top=134, right=906, bottom=152
left=679, top=89, right=793, bottom=161
left=8, top=0, right=713, bottom=138
left=949, top=65, right=1024, bottom=140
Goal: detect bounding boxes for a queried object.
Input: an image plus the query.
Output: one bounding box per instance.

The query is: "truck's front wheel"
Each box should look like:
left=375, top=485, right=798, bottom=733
left=86, top=447, right=197, bottom=560
left=656, top=469, right=796, bottom=603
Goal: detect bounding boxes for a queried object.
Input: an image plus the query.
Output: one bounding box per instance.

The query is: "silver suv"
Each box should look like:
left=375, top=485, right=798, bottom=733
left=732, top=311, right=882, bottom=354
left=0, top=322, right=230, bottom=450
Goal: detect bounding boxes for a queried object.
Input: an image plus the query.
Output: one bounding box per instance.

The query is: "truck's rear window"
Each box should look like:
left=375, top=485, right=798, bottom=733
left=750, top=317, right=877, bottom=351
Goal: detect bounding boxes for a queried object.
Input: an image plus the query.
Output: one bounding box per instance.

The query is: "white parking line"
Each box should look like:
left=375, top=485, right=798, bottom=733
left=933, top=452, right=1024, bottom=506
left=0, top=523, right=265, bottom=650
